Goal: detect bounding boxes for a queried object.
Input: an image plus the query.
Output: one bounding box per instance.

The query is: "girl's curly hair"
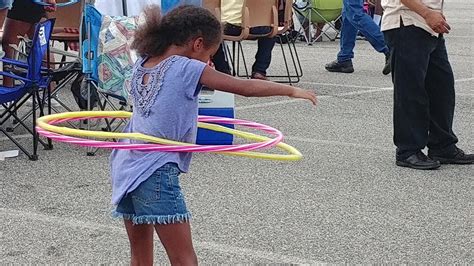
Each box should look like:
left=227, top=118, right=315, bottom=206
left=132, top=5, right=222, bottom=57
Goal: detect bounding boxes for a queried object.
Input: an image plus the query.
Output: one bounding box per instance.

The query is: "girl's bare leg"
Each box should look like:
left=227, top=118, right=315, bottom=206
left=155, top=222, right=198, bottom=266
left=124, top=219, right=155, bottom=266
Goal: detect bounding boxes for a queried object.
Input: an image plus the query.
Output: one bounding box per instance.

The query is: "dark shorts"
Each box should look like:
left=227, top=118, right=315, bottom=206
left=7, top=0, right=46, bottom=24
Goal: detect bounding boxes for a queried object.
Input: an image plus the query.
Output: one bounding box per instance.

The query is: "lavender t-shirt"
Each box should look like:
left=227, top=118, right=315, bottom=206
left=109, top=55, right=206, bottom=205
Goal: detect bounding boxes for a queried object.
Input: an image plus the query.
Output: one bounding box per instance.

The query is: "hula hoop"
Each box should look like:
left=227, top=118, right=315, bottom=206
left=41, top=114, right=283, bottom=152
left=36, top=111, right=303, bottom=161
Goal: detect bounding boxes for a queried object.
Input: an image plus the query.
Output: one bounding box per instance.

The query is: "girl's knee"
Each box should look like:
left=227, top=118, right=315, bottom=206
left=168, top=252, right=198, bottom=266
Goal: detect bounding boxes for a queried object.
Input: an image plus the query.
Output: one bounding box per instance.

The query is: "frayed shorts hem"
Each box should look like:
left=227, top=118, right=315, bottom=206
left=113, top=211, right=192, bottom=225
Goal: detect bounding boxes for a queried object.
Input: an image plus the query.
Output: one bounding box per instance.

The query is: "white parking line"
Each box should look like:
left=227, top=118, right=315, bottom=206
left=285, top=136, right=393, bottom=152
left=299, top=81, right=382, bottom=89
left=445, top=36, right=474, bottom=39
left=236, top=87, right=394, bottom=111
left=0, top=133, right=30, bottom=142
left=456, top=77, right=474, bottom=82
left=237, top=77, right=473, bottom=111
left=1, top=207, right=323, bottom=264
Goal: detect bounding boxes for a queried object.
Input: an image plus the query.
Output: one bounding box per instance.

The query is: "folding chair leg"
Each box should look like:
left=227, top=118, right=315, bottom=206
left=1, top=100, right=34, bottom=159
left=311, top=13, right=342, bottom=43
left=32, top=91, right=39, bottom=161
left=279, top=38, right=292, bottom=84
left=10, top=73, right=77, bottom=131
left=292, top=7, right=312, bottom=45
left=46, top=84, right=53, bottom=149
left=0, top=128, right=34, bottom=160
left=86, top=78, right=94, bottom=156
left=288, top=39, right=303, bottom=79
left=262, top=34, right=303, bottom=84
left=231, top=42, right=236, bottom=76
left=236, top=42, right=249, bottom=79
left=223, top=42, right=236, bottom=76
left=86, top=92, right=129, bottom=157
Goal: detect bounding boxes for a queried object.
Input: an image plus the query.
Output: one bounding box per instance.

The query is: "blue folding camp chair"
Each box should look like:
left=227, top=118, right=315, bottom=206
left=82, top=4, right=132, bottom=155
left=9, top=0, right=83, bottom=132
left=0, top=19, right=55, bottom=160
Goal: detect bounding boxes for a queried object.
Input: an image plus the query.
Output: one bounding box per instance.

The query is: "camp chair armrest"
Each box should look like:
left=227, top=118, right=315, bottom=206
left=32, top=0, right=80, bottom=7
left=0, top=58, right=51, bottom=72
left=49, top=46, right=79, bottom=58
left=0, top=58, right=29, bottom=68
left=0, top=71, right=31, bottom=82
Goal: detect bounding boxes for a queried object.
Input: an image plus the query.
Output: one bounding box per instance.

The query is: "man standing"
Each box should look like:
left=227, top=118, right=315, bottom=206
left=382, top=0, right=474, bottom=169
left=325, top=0, right=391, bottom=74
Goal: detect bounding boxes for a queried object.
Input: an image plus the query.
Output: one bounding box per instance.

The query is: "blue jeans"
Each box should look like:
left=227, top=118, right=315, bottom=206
left=337, top=0, right=388, bottom=62
left=114, top=163, right=191, bottom=225
left=213, top=23, right=276, bottom=75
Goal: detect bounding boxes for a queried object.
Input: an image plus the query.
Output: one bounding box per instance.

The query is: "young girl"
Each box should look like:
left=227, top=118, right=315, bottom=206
left=110, top=5, right=316, bottom=265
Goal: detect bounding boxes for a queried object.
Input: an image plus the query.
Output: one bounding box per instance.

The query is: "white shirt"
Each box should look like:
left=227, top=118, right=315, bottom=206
left=381, top=0, right=444, bottom=36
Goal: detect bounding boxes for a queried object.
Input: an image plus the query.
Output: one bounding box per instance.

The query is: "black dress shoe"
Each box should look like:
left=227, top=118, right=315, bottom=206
left=325, top=60, right=354, bottom=73
left=396, top=151, right=441, bottom=170
left=428, top=147, right=474, bottom=164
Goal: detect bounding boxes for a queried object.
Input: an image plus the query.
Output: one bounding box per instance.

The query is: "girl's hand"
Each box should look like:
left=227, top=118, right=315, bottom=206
left=44, top=0, right=57, bottom=12
left=291, top=87, right=317, bottom=105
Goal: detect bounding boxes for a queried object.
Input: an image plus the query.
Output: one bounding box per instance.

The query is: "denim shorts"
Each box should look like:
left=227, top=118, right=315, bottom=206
left=0, top=0, right=13, bottom=9
left=114, top=163, right=191, bottom=225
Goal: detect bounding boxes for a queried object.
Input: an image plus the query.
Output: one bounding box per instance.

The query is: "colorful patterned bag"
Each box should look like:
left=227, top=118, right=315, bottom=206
left=97, top=14, right=143, bottom=103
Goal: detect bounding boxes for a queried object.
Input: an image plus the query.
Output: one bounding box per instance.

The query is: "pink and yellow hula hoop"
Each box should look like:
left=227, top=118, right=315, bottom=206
left=36, top=111, right=302, bottom=161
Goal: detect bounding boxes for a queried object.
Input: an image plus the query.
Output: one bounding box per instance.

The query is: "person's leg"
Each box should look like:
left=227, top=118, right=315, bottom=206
left=0, top=9, right=8, bottom=29
left=314, top=23, right=325, bottom=42
left=211, top=23, right=243, bottom=76
left=212, top=43, right=232, bottom=75
left=131, top=164, right=196, bottom=265
left=330, top=0, right=390, bottom=74
left=116, top=192, right=154, bottom=266
left=344, top=0, right=388, bottom=55
left=0, top=7, right=7, bottom=58
left=250, top=26, right=275, bottom=77
left=425, top=35, right=458, bottom=153
left=0, top=0, right=13, bottom=29
left=325, top=4, right=356, bottom=73
left=3, top=0, right=46, bottom=86
left=124, top=220, right=155, bottom=266
left=385, top=25, right=440, bottom=169
left=424, top=35, right=473, bottom=165
left=336, top=3, right=358, bottom=63
left=155, top=222, right=198, bottom=266
left=2, top=18, right=36, bottom=87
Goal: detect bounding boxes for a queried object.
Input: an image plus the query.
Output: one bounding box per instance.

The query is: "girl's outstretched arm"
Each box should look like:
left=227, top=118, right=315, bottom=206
left=200, top=66, right=317, bottom=105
